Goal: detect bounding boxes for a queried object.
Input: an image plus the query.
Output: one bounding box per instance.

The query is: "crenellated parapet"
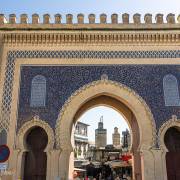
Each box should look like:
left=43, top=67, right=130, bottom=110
left=77, top=13, right=84, bottom=24
left=20, top=14, right=28, bottom=24
left=144, top=14, right=152, bottom=24
left=55, top=14, right=62, bottom=24
left=0, top=13, right=179, bottom=25
left=88, top=14, right=95, bottom=24
left=0, top=13, right=179, bottom=45
left=32, top=13, right=39, bottom=24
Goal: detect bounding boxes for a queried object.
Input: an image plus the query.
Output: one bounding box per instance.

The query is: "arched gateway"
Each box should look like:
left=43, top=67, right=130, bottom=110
left=16, top=116, right=55, bottom=180
left=0, top=13, right=180, bottom=180
left=158, top=116, right=180, bottom=180
left=56, top=79, right=156, bottom=180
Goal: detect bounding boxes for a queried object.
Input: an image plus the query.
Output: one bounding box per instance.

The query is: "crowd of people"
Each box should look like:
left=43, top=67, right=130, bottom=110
left=74, top=162, right=132, bottom=180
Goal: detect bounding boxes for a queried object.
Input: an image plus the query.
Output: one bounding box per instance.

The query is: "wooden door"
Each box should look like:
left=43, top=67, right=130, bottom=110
left=24, top=127, right=48, bottom=180
left=165, top=127, right=180, bottom=180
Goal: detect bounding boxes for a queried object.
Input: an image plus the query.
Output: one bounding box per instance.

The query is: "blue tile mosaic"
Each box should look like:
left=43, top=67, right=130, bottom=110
left=1, top=50, right=180, bottom=132
left=18, top=65, right=180, bottom=131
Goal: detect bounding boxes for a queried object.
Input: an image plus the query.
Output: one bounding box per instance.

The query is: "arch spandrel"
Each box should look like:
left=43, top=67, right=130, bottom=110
left=17, top=115, right=55, bottom=152
left=55, top=79, right=156, bottom=151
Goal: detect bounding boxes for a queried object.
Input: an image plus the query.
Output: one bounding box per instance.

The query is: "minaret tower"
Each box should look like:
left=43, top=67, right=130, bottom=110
left=95, top=116, right=107, bottom=148
left=112, top=127, right=120, bottom=147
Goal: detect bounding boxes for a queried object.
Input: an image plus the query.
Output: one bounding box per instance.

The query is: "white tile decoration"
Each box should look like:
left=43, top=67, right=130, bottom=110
left=30, top=75, right=46, bottom=107
left=163, top=74, right=180, bottom=106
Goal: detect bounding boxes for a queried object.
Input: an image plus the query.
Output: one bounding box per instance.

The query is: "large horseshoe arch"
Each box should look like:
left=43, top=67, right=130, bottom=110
left=56, top=79, right=156, bottom=180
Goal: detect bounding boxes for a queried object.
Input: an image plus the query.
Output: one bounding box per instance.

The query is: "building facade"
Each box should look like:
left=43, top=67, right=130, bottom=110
left=74, top=122, right=89, bottom=160
left=122, top=129, right=131, bottom=150
left=0, top=13, right=180, bottom=180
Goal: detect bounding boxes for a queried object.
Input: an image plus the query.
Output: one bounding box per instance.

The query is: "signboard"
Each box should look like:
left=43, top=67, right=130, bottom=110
left=0, top=163, right=8, bottom=171
left=0, top=145, right=10, bottom=163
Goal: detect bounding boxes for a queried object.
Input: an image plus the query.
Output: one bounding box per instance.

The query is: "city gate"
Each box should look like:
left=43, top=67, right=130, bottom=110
left=0, top=13, right=180, bottom=180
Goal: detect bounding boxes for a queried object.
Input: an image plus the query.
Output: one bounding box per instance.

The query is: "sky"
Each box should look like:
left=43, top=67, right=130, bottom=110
left=0, top=0, right=179, bottom=23
left=78, top=106, right=129, bottom=144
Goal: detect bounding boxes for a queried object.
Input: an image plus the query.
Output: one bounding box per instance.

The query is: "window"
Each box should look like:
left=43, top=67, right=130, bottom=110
left=163, top=74, right=180, bottom=106
left=30, top=75, right=46, bottom=107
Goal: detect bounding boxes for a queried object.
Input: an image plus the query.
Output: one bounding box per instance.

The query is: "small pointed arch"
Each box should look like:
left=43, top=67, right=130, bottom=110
left=30, top=75, right=46, bottom=107
left=0, top=129, right=7, bottom=145
left=163, top=74, right=180, bottom=106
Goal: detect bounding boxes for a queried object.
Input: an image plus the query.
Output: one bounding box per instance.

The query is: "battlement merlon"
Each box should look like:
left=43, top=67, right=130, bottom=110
left=0, top=13, right=179, bottom=30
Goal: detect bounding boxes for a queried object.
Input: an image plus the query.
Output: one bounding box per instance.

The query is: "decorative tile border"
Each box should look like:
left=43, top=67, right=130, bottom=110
left=0, top=50, right=180, bottom=131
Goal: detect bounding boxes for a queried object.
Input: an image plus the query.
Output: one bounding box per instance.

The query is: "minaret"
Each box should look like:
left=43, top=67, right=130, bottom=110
left=122, top=129, right=131, bottom=149
left=112, top=127, right=120, bottom=147
left=95, top=116, right=107, bottom=148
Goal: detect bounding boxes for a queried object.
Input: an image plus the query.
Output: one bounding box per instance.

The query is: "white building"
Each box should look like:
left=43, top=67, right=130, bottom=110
left=74, top=121, right=89, bottom=160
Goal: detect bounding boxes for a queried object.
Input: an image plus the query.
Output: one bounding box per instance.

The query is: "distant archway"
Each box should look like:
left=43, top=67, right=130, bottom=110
left=56, top=79, right=156, bottom=180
